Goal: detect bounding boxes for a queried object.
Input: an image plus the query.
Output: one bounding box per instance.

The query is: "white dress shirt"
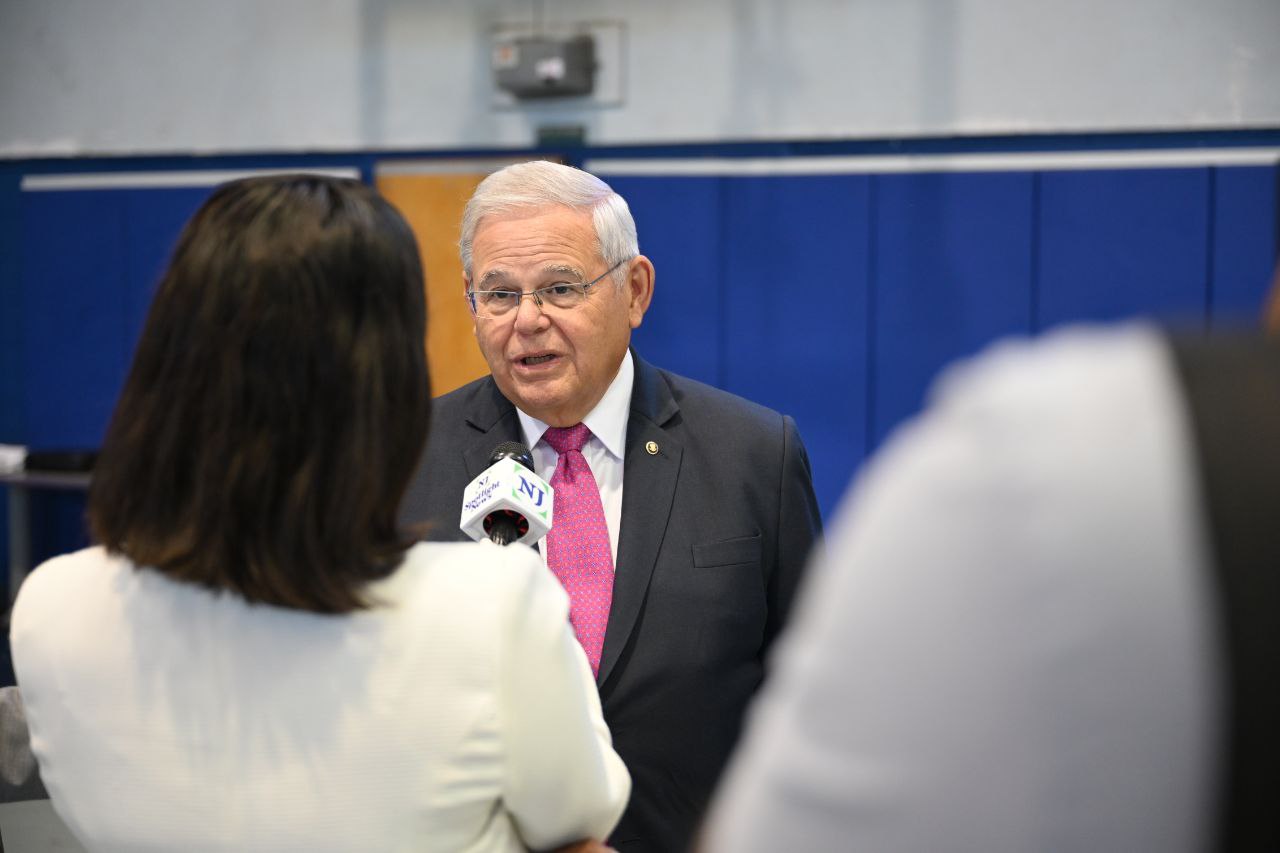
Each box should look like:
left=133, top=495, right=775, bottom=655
left=516, top=349, right=634, bottom=569
left=12, top=541, right=630, bottom=853
left=705, top=325, right=1221, bottom=853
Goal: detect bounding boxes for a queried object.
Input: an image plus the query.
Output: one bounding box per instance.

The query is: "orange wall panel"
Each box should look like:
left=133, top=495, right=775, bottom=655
left=376, top=172, right=489, bottom=397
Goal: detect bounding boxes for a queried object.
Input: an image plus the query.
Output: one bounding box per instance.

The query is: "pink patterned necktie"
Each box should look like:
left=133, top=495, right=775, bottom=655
left=543, top=423, right=614, bottom=677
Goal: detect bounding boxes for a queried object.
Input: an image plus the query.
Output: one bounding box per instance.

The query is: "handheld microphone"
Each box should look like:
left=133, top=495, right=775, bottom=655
left=459, top=442, right=554, bottom=546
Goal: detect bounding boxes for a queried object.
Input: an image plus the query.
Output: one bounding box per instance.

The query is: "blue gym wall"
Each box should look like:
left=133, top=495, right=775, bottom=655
left=2, top=138, right=1277, bottom=543
left=609, top=151, right=1279, bottom=513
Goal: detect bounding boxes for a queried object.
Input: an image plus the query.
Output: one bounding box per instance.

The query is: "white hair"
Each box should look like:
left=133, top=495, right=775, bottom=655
left=459, top=160, right=638, bottom=286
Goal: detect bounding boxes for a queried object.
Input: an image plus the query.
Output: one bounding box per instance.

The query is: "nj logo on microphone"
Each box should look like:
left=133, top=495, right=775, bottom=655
left=515, top=474, right=548, bottom=511
left=460, top=458, right=555, bottom=545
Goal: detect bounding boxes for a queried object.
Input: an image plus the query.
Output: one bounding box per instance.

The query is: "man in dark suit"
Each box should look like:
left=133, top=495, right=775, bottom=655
left=399, top=161, right=821, bottom=852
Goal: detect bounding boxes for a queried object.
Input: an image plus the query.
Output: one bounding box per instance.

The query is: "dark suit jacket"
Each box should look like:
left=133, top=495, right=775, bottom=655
left=399, top=351, right=822, bottom=852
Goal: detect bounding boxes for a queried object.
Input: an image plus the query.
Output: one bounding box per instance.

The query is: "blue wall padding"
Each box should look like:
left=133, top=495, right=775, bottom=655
left=1037, top=168, right=1212, bottom=328
left=29, top=491, right=90, bottom=568
left=721, top=171, right=880, bottom=512
left=0, top=169, right=23, bottom=444
left=872, top=172, right=1036, bottom=447
left=20, top=187, right=211, bottom=450
left=616, top=176, right=725, bottom=389
left=1210, top=165, right=1279, bottom=325
left=22, top=190, right=132, bottom=450
left=720, top=175, right=872, bottom=515
left=122, top=187, right=215, bottom=344
left=6, top=162, right=1278, bottom=526
left=619, top=173, right=872, bottom=512
left=0, top=169, right=22, bottom=581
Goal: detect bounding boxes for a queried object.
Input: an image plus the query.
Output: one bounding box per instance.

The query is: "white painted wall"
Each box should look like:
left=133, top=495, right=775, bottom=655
left=2, top=0, right=1278, bottom=158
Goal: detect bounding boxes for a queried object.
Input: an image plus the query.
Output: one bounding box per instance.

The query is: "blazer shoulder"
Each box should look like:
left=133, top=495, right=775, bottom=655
left=431, top=374, right=499, bottom=419
left=400, top=374, right=516, bottom=534
left=423, top=373, right=519, bottom=444
left=653, top=367, right=789, bottom=437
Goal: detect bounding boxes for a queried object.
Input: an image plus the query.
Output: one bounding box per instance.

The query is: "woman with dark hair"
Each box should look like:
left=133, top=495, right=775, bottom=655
left=9, top=175, right=629, bottom=851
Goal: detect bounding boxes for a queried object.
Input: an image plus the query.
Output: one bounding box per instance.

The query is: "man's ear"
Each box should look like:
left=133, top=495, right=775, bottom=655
left=627, top=256, right=655, bottom=329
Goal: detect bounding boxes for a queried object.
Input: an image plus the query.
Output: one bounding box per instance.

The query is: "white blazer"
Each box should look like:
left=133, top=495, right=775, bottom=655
left=11, top=541, right=629, bottom=852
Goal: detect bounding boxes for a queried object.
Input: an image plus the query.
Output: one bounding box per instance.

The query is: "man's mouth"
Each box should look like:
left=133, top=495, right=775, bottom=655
left=520, top=354, right=557, bottom=366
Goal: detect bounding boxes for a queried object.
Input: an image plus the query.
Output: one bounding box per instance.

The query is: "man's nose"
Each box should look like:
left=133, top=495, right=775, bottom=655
left=512, top=293, right=547, bottom=333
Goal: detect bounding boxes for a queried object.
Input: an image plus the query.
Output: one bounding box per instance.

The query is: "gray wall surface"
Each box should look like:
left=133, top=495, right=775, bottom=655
left=2, top=0, right=1279, bottom=157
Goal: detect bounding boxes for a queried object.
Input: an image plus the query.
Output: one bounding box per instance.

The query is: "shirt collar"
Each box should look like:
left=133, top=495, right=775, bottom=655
left=516, top=349, right=634, bottom=460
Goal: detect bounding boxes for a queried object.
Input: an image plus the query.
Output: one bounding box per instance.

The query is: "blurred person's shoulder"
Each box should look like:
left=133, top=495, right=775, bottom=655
left=845, top=322, right=1191, bottom=536
left=928, top=323, right=1173, bottom=422
left=12, top=545, right=125, bottom=626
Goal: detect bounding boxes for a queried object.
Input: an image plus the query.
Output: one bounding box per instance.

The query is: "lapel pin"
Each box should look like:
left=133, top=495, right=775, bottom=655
left=645, top=440, right=659, bottom=455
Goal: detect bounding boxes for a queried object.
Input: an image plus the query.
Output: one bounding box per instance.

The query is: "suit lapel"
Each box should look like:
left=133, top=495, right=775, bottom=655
left=598, top=353, right=681, bottom=687
left=461, top=377, right=523, bottom=478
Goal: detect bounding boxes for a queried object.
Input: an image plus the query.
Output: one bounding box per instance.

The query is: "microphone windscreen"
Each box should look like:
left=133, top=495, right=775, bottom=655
left=489, top=441, right=535, bottom=471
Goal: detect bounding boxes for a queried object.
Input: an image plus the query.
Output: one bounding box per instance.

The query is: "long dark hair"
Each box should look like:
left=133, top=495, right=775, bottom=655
left=89, top=174, right=430, bottom=613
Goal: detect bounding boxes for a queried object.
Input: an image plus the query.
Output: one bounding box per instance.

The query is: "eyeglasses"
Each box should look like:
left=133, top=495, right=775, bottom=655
left=466, top=258, right=630, bottom=321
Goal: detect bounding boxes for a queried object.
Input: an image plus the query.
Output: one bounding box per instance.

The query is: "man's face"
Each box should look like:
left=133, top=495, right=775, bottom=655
left=468, top=205, right=653, bottom=427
